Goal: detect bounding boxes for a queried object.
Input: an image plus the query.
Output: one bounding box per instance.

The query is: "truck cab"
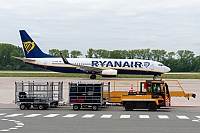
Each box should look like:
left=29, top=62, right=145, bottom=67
left=122, top=80, right=170, bottom=111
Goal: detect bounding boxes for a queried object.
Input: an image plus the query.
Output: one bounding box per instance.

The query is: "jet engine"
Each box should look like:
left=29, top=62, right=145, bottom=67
left=101, top=69, right=118, bottom=77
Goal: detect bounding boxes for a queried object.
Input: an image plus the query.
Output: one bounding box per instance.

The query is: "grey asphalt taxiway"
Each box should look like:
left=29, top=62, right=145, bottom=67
left=0, top=106, right=200, bottom=133
left=0, top=77, right=200, bottom=133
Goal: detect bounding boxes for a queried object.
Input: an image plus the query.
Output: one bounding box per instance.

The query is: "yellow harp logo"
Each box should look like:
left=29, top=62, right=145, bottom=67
left=23, top=41, right=35, bottom=54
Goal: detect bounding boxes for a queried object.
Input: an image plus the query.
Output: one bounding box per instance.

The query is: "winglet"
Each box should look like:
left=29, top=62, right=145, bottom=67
left=60, top=53, right=69, bottom=64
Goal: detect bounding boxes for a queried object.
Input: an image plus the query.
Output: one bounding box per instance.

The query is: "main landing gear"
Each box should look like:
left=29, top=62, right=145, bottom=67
left=153, top=75, right=159, bottom=80
left=90, top=74, right=96, bottom=79
left=153, top=75, right=161, bottom=80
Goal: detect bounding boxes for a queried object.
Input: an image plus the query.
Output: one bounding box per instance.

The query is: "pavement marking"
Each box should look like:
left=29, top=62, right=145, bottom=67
left=43, top=114, right=59, bottom=118
left=17, top=123, right=24, bottom=126
left=4, top=114, right=23, bottom=117
left=100, top=115, right=112, bottom=118
left=24, top=114, right=41, bottom=117
left=0, top=129, right=10, bottom=132
left=9, top=127, right=18, bottom=130
left=120, top=115, right=131, bottom=119
left=0, top=118, right=24, bottom=132
left=63, top=114, right=77, bottom=118
left=9, top=128, right=17, bottom=130
left=0, top=113, right=197, bottom=121
left=82, top=114, right=95, bottom=118
left=15, top=126, right=23, bottom=128
left=176, top=115, right=189, bottom=119
left=8, top=120, right=16, bottom=122
left=139, top=115, right=150, bottom=119
left=196, top=116, right=200, bottom=118
left=1, top=119, right=8, bottom=121
left=158, top=115, right=169, bottom=119
left=192, top=116, right=200, bottom=123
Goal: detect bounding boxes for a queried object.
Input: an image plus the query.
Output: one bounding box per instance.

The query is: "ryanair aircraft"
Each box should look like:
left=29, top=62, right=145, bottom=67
left=14, top=30, right=170, bottom=79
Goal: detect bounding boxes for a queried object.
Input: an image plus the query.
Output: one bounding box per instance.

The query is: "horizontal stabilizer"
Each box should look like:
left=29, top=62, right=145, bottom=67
left=12, top=56, right=35, bottom=62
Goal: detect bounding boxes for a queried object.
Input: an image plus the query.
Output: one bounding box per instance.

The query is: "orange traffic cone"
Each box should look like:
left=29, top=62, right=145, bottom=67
left=129, top=84, right=134, bottom=94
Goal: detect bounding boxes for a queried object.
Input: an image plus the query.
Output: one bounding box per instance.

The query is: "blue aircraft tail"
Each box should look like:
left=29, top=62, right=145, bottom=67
left=19, top=30, right=53, bottom=58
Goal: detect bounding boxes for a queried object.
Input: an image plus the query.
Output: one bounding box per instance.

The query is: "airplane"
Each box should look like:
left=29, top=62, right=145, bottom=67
left=14, top=30, right=171, bottom=79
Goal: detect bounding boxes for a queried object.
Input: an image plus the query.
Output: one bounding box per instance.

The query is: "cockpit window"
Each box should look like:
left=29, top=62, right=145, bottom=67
left=158, top=64, right=164, bottom=66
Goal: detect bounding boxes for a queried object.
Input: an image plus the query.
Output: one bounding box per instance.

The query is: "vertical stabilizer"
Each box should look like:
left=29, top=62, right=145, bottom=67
left=19, top=30, right=53, bottom=58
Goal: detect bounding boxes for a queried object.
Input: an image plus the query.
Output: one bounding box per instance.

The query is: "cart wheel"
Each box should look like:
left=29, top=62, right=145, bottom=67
left=73, top=104, right=80, bottom=111
left=50, top=102, right=58, bottom=108
left=38, top=104, right=44, bottom=110
left=26, top=104, right=31, bottom=109
left=92, top=105, right=98, bottom=111
left=148, top=102, right=157, bottom=111
left=20, top=104, right=26, bottom=110
left=43, top=106, right=48, bottom=110
left=55, top=102, right=58, bottom=107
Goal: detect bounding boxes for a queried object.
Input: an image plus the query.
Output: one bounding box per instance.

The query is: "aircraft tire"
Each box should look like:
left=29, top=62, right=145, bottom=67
left=90, top=74, right=96, bottom=79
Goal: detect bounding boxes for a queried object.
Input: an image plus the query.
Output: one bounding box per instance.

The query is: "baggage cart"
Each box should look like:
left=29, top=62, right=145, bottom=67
left=14, top=81, right=63, bottom=110
left=69, top=82, right=108, bottom=111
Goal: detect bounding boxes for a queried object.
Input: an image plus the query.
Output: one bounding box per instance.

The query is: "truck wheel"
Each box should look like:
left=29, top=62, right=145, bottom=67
left=73, top=104, right=80, bottom=111
left=92, top=105, right=98, bottom=111
left=125, top=102, right=134, bottom=111
left=38, top=104, right=44, bottom=110
left=148, top=102, right=157, bottom=111
left=20, top=104, right=26, bottom=110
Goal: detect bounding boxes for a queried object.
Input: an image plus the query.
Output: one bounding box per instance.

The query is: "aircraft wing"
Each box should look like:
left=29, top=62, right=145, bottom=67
left=60, top=53, right=104, bottom=73
left=76, top=65, right=104, bottom=73
left=12, top=56, right=35, bottom=62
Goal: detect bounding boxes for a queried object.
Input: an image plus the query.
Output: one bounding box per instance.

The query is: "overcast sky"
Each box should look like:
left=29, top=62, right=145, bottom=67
left=0, top=0, right=200, bottom=56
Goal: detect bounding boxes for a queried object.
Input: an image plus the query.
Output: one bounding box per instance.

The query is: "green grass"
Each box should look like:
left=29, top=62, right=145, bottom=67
left=118, top=74, right=200, bottom=79
left=0, top=71, right=200, bottom=79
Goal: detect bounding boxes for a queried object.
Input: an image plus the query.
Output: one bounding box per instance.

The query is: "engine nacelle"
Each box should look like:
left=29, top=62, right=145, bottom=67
left=101, top=69, right=118, bottom=77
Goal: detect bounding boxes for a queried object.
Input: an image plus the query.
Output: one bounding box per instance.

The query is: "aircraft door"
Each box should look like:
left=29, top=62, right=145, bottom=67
left=44, top=60, right=47, bottom=68
left=150, top=62, right=154, bottom=70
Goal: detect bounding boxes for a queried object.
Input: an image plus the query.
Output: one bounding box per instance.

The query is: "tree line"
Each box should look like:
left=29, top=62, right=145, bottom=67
left=0, top=43, right=200, bottom=72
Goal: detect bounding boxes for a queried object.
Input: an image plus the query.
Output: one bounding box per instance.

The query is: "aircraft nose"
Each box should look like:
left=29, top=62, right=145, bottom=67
left=165, top=66, right=171, bottom=72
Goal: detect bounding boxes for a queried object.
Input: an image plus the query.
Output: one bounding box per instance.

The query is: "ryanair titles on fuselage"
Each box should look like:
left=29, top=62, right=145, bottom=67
left=91, top=60, right=150, bottom=68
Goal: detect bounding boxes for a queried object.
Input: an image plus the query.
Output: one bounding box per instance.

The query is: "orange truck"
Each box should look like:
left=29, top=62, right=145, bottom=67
left=102, top=79, right=196, bottom=111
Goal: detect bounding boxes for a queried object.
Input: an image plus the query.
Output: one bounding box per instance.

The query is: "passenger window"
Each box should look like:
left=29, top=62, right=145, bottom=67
left=158, top=64, right=164, bottom=66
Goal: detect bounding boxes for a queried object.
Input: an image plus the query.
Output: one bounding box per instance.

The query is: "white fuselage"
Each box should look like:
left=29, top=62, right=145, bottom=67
left=25, top=57, right=170, bottom=74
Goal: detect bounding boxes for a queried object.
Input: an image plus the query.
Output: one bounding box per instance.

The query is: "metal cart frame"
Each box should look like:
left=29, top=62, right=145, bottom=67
left=69, top=82, right=109, bottom=111
left=14, top=81, right=63, bottom=110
